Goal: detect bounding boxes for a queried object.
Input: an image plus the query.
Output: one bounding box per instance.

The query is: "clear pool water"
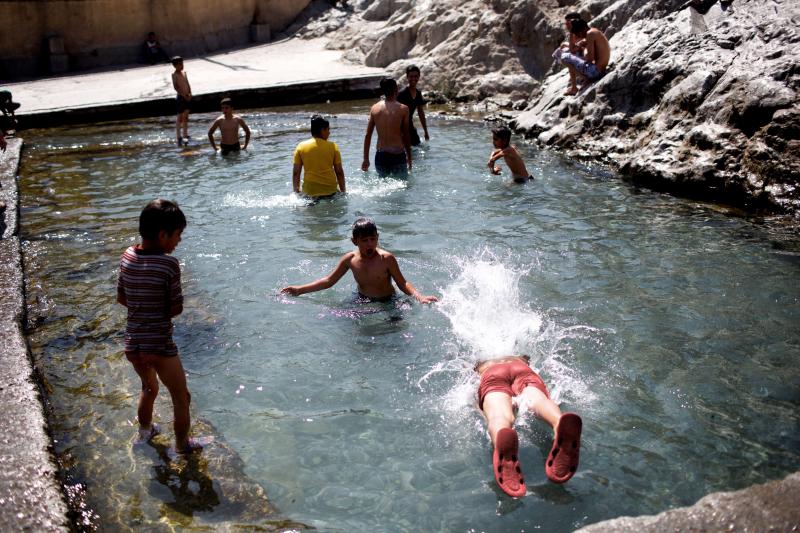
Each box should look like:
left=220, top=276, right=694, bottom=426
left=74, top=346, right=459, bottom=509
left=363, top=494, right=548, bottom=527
left=20, top=102, right=800, bottom=532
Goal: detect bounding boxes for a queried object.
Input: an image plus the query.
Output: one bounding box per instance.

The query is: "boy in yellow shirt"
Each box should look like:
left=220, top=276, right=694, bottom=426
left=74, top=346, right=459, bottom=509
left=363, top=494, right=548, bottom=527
left=292, top=115, right=346, bottom=197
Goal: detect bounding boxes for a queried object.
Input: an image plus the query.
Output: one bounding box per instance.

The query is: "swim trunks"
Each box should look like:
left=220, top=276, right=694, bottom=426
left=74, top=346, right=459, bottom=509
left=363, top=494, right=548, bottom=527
left=512, top=174, right=533, bottom=183
left=357, top=291, right=396, bottom=303
left=478, top=360, right=549, bottom=409
left=375, top=150, right=408, bottom=175
left=556, top=51, right=604, bottom=81
left=220, top=142, right=241, bottom=155
left=176, top=95, right=191, bottom=114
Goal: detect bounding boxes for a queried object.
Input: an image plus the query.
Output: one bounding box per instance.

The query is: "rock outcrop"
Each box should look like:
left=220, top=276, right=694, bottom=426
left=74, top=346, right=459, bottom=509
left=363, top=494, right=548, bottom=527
left=289, top=0, right=799, bottom=215
left=513, top=0, right=800, bottom=214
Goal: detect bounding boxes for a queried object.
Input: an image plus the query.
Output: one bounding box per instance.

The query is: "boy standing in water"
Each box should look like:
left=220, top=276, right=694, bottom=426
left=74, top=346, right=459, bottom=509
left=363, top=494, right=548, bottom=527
left=476, top=355, right=582, bottom=497
left=292, top=114, right=346, bottom=197
left=208, top=98, right=251, bottom=155
left=488, top=126, right=532, bottom=183
left=171, top=56, right=192, bottom=146
left=281, top=217, right=437, bottom=304
left=117, top=199, right=201, bottom=453
left=397, top=65, right=430, bottom=146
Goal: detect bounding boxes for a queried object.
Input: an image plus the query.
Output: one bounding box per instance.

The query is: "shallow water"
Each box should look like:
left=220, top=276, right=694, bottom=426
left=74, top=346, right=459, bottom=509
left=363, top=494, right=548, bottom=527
left=19, top=102, right=800, bottom=532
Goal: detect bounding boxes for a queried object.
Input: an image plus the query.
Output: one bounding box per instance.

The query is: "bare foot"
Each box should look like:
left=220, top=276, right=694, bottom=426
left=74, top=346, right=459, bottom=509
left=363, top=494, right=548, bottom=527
left=563, top=88, right=578, bottom=96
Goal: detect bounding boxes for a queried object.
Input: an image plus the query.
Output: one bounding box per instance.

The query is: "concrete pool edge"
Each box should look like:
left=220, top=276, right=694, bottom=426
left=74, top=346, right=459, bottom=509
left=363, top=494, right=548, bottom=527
left=0, top=137, right=70, bottom=531
left=15, top=74, right=385, bottom=129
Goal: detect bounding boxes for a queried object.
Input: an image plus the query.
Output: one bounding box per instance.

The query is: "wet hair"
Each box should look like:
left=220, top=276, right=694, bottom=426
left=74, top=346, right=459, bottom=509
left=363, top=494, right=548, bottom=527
left=379, top=77, right=398, bottom=97
left=570, top=19, right=590, bottom=35
left=565, top=12, right=582, bottom=21
left=220, top=97, right=233, bottom=107
left=139, top=199, right=187, bottom=241
left=492, top=125, right=512, bottom=144
left=406, top=65, right=421, bottom=75
left=170, top=56, right=183, bottom=66
left=352, top=217, right=378, bottom=239
left=310, top=114, right=329, bottom=137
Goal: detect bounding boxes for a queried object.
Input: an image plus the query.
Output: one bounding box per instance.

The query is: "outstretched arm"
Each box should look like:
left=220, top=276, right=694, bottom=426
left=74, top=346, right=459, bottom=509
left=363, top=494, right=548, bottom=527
left=362, top=114, right=375, bottom=171
left=387, top=254, right=438, bottom=304
left=281, top=254, right=352, bottom=296
left=208, top=119, right=220, bottom=151
left=239, top=117, right=251, bottom=149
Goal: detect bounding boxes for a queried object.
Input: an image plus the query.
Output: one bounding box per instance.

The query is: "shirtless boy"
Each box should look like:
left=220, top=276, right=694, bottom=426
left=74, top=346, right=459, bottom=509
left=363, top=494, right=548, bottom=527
left=397, top=65, right=430, bottom=146
left=281, top=217, right=437, bottom=304
left=171, top=56, right=192, bottom=145
left=362, top=78, right=412, bottom=176
left=555, top=19, right=611, bottom=95
left=476, top=355, right=582, bottom=497
left=208, top=98, right=251, bottom=155
left=552, top=13, right=585, bottom=96
left=488, top=126, right=532, bottom=183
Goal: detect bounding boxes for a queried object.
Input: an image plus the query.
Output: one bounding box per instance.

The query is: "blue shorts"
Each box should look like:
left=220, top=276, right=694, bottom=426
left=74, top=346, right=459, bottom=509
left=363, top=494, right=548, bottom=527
left=554, top=50, right=604, bottom=81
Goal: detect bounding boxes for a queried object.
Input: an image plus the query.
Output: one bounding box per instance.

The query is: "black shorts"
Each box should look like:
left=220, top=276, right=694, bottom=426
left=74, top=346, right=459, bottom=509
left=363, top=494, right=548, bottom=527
left=220, top=142, right=241, bottom=155
left=176, top=95, right=190, bottom=114
left=375, top=150, right=408, bottom=176
left=409, top=126, right=421, bottom=146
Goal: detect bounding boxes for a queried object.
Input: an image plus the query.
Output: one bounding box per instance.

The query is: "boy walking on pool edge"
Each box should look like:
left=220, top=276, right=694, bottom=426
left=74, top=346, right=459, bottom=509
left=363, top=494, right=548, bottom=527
left=171, top=56, right=192, bottom=146
left=117, top=199, right=201, bottom=454
left=476, top=355, right=581, bottom=497
left=281, top=217, right=437, bottom=304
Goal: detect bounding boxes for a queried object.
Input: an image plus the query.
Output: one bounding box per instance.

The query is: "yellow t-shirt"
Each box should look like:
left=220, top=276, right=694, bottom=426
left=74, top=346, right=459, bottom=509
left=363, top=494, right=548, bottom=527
left=293, top=137, right=342, bottom=197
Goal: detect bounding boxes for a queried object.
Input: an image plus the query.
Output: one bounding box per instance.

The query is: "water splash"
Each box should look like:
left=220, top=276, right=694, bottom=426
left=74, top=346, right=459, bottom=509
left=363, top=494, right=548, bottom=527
left=223, top=191, right=310, bottom=209
left=423, top=250, right=597, bottom=414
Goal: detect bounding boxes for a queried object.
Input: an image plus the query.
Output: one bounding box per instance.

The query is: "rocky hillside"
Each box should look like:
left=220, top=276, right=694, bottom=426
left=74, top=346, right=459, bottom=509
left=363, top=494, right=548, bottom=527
left=288, top=0, right=799, bottom=216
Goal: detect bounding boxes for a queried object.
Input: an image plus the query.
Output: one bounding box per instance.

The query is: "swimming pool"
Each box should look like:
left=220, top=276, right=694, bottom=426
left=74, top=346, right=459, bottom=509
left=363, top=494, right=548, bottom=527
left=20, top=102, right=800, bottom=531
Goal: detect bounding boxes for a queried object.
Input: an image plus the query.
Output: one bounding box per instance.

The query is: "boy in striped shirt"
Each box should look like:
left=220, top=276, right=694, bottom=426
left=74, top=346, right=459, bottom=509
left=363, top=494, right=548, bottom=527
left=117, top=199, right=201, bottom=453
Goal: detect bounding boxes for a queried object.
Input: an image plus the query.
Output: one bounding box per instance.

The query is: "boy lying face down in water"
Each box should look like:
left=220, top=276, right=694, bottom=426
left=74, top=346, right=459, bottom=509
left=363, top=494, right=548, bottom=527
left=281, top=217, right=438, bottom=304
left=476, top=355, right=582, bottom=497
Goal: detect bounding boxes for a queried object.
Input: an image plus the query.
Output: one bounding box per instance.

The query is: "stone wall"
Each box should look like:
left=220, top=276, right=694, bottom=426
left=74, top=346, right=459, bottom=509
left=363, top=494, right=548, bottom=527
left=0, top=0, right=310, bottom=79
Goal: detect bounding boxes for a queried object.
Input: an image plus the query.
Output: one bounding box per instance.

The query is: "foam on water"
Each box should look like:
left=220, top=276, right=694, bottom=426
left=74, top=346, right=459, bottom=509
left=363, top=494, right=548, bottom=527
left=223, top=191, right=310, bottom=208
left=424, top=250, right=597, bottom=416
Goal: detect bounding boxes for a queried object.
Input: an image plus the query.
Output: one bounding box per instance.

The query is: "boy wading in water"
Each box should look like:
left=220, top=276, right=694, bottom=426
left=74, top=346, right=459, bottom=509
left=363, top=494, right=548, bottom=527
left=292, top=114, right=346, bottom=197
left=397, top=65, right=430, bottom=146
left=208, top=98, right=251, bottom=155
left=488, top=126, right=533, bottom=183
left=281, top=217, right=437, bottom=304
left=117, top=199, right=201, bottom=453
left=171, top=56, right=192, bottom=146
left=476, top=355, right=582, bottom=497
left=362, top=78, right=412, bottom=176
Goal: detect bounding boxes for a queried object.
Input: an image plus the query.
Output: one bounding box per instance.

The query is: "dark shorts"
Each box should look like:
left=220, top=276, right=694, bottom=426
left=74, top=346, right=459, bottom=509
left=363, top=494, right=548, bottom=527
left=220, top=142, right=241, bottom=155
left=375, top=150, right=408, bottom=175
left=176, top=95, right=191, bottom=114
left=478, top=360, right=550, bottom=409
left=513, top=174, right=533, bottom=184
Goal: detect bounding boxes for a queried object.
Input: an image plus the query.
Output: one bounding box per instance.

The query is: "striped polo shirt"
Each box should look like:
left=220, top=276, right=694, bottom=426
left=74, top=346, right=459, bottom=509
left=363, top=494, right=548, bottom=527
left=117, top=245, right=183, bottom=356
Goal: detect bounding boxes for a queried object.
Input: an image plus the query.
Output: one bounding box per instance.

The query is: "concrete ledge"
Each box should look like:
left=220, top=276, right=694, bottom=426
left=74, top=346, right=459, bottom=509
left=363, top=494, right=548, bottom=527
left=577, top=471, right=800, bottom=532
left=0, top=138, right=70, bottom=532
left=18, top=74, right=383, bottom=129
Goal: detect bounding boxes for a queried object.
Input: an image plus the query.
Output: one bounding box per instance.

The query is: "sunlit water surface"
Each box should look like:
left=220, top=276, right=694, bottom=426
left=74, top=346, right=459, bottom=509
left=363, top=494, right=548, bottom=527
left=19, top=103, right=800, bottom=532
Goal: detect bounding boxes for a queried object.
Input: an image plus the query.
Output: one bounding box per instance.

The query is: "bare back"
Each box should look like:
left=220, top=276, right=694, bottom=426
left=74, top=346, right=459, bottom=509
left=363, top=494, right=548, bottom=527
left=371, top=100, right=409, bottom=153
left=503, top=146, right=529, bottom=178
left=586, top=28, right=610, bottom=72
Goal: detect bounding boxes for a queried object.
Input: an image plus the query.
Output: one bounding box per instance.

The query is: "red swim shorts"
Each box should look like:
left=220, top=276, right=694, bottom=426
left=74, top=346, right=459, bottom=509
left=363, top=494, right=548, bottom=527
left=478, top=360, right=550, bottom=409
